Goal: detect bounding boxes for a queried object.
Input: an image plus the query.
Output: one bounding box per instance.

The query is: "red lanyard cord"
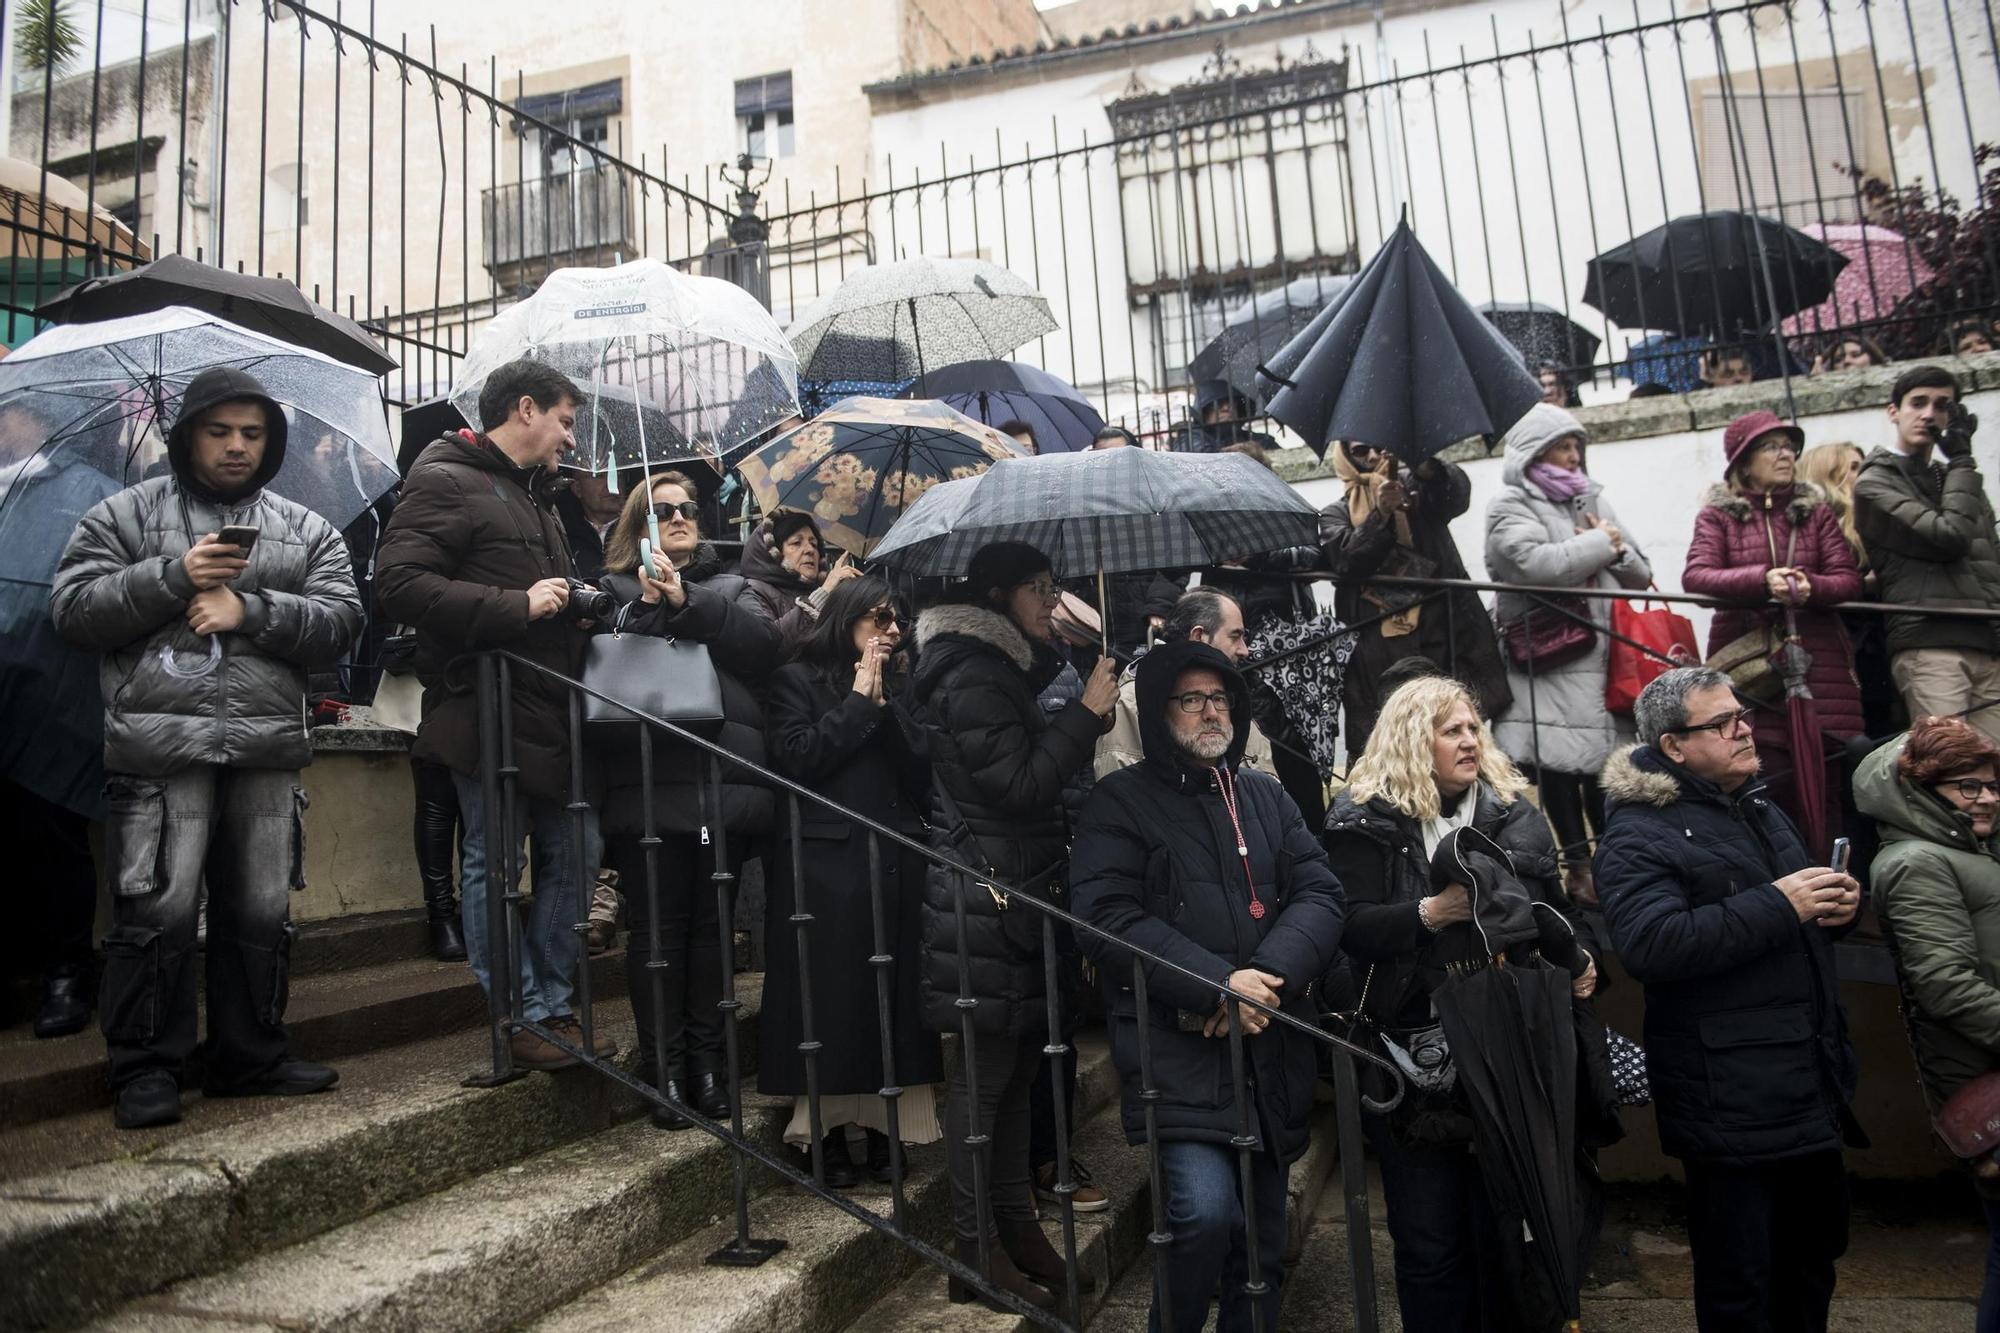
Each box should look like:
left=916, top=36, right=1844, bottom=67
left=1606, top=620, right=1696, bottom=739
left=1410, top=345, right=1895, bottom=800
left=1213, top=766, right=1266, bottom=920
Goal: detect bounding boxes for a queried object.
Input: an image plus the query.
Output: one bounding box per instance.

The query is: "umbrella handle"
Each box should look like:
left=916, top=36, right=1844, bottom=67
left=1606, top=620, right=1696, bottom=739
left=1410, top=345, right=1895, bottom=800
left=1097, top=567, right=1109, bottom=657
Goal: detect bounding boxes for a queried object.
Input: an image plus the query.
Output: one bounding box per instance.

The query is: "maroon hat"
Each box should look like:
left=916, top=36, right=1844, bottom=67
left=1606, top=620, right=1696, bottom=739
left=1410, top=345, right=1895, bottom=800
left=1721, top=410, right=1804, bottom=472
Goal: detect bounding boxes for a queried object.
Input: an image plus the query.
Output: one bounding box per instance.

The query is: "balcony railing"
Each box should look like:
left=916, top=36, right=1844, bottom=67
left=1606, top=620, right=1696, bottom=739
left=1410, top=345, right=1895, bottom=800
left=481, top=168, right=634, bottom=272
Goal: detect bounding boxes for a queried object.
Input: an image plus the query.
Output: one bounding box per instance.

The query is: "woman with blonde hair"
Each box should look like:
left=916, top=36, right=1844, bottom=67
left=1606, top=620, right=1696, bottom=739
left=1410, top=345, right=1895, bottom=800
left=1799, top=441, right=1867, bottom=565
left=1323, top=674, right=1599, bottom=1331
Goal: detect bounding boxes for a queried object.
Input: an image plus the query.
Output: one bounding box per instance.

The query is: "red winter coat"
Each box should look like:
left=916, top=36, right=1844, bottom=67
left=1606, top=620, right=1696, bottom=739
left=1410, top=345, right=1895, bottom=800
left=1683, top=483, right=1865, bottom=844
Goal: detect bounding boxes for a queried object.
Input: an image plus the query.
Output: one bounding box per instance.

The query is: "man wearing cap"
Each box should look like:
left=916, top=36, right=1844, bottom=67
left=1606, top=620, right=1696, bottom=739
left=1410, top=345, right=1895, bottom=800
left=1853, top=365, right=2000, bottom=743
left=51, top=368, right=363, bottom=1129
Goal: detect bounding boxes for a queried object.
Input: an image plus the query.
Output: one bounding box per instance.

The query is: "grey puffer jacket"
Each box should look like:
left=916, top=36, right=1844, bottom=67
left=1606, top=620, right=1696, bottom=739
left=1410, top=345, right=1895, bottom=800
left=49, top=367, right=361, bottom=776
left=1485, top=404, right=1652, bottom=776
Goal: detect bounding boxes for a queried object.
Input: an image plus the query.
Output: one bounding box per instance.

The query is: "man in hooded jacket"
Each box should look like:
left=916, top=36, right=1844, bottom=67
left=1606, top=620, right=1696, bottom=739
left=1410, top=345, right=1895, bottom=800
left=50, top=367, right=362, bottom=1130
left=1070, top=639, right=1346, bottom=1333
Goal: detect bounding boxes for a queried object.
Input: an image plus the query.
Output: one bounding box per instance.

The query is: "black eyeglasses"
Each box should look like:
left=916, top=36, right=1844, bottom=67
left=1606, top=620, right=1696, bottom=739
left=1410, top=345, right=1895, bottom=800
left=1674, top=706, right=1755, bottom=739
left=651, top=501, right=700, bottom=522
left=1939, top=777, right=2000, bottom=801
left=1172, top=690, right=1234, bottom=714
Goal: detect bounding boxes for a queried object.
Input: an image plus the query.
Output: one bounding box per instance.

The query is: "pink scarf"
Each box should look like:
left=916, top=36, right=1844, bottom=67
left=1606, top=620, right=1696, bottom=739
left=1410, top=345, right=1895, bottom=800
left=1527, top=462, right=1591, bottom=504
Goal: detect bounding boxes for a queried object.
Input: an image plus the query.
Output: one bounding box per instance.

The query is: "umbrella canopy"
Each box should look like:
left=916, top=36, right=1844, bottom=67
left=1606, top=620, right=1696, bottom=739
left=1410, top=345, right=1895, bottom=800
left=907, top=359, right=1104, bottom=454
left=1582, top=211, right=1848, bottom=337
left=37, top=254, right=395, bottom=375
left=451, top=256, right=798, bottom=477
left=1258, top=218, right=1542, bottom=462
left=0, top=306, right=398, bottom=818
left=786, top=257, right=1058, bottom=383
left=398, top=394, right=469, bottom=474
left=868, top=447, right=1320, bottom=579
left=1778, top=222, right=1935, bottom=345
left=0, top=155, right=149, bottom=264
left=735, top=396, right=1024, bottom=557
left=1477, top=301, right=1602, bottom=373
left=1190, top=272, right=1351, bottom=402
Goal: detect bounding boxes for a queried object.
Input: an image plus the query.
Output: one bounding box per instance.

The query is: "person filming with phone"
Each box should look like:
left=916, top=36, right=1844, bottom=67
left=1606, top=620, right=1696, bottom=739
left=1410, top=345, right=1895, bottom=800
left=1854, top=366, right=2000, bottom=745
left=50, top=368, right=362, bottom=1131
left=1595, top=666, right=1864, bottom=1332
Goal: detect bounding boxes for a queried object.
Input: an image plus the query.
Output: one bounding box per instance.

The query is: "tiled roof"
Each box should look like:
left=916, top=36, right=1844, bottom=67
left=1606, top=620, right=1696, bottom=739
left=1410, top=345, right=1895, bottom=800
left=865, top=0, right=1363, bottom=96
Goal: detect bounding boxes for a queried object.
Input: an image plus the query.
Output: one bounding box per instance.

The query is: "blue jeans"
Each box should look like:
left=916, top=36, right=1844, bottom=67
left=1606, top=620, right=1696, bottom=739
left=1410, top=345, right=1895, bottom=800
left=451, top=773, right=595, bottom=1024
left=1366, top=1116, right=1506, bottom=1332
left=1150, top=1140, right=1287, bottom=1333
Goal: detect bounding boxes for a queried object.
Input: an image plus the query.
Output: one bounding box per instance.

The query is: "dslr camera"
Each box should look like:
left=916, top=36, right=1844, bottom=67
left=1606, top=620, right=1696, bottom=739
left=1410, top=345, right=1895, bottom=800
left=563, top=578, right=617, bottom=624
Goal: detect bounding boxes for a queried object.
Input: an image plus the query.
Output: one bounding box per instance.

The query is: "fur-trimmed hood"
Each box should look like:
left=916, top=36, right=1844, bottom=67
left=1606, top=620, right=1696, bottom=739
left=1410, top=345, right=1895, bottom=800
left=913, top=601, right=1036, bottom=674
left=1600, top=744, right=1684, bottom=809
left=1698, top=480, right=1828, bottom=524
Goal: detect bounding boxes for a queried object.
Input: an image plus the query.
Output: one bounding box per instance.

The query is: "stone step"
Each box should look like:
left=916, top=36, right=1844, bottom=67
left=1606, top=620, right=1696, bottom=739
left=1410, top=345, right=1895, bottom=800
left=0, top=948, right=631, bottom=1129
left=0, top=981, right=763, bottom=1330
left=292, top=908, right=436, bottom=977
left=76, top=1105, right=794, bottom=1333
left=530, top=1036, right=1122, bottom=1333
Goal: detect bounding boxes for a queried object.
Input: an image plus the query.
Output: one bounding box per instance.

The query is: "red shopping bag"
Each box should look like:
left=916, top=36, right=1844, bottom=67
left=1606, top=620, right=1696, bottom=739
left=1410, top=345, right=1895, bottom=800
left=1605, top=597, right=1699, bottom=715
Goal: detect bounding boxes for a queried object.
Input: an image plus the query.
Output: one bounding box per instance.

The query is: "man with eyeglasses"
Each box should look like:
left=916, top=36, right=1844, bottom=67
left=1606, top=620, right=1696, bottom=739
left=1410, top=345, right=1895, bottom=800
left=1853, top=364, right=2000, bottom=745
left=1070, top=638, right=1345, bottom=1333
left=1595, top=666, right=1863, bottom=1333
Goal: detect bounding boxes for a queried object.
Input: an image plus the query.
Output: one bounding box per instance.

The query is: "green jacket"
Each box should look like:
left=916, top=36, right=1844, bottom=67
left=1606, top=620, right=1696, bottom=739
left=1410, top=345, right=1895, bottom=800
left=1852, top=447, right=2000, bottom=656
left=1853, top=734, right=2000, bottom=1114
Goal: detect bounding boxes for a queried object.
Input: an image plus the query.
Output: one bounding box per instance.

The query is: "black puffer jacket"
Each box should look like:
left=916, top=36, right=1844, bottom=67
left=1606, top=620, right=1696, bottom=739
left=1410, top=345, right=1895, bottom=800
left=909, top=600, right=1105, bottom=1035
left=1070, top=640, right=1345, bottom=1161
left=1594, top=744, right=1861, bottom=1164
left=596, top=543, right=781, bottom=837
left=1324, top=783, right=1566, bottom=1030
left=734, top=515, right=819, bottom=640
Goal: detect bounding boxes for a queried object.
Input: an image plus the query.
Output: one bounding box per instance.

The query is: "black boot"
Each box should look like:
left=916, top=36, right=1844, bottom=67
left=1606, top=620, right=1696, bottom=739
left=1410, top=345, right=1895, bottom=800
left=33, top=965, right=92, bottom=1039
left=998, top=1215, right=1097, bottom=1293
left=113, top=1070, right=181, bottom=1130
left=786, top=1129, right=858, bottom=1188
left=948, top=1239, right=1056, bottom=1313
left=688, top=1067, right=731, bottom=1120
left=412, top=760, right=466, bottom=962
left=864, top=1128, right=895, bottom=1184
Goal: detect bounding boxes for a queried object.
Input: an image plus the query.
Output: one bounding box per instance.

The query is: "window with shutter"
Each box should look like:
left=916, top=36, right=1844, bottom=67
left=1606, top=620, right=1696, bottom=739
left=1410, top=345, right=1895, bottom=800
left=735, top=72, right=795, bottom=159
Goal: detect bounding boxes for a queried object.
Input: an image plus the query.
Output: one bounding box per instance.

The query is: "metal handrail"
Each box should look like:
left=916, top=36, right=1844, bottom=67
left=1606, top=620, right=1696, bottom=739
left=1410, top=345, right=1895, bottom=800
left=473, top=646, right=1408, bottom=1333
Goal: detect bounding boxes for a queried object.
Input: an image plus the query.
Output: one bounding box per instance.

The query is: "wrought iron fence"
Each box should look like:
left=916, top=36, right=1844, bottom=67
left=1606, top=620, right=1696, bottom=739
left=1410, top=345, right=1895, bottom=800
left=469, top=647, right=1407, bottom=1332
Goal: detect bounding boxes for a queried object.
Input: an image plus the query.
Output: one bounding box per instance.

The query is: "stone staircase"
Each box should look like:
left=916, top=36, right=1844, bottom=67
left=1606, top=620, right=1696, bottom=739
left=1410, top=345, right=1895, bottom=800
left=0, top=904, right=1345, bottom=1331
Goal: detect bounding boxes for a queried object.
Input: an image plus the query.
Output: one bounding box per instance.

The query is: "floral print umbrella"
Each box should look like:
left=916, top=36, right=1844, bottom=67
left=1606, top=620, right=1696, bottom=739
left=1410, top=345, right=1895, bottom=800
left=735, top=396, right=1025, bottom=557
left=1778, top=222, right=1934, bottom=346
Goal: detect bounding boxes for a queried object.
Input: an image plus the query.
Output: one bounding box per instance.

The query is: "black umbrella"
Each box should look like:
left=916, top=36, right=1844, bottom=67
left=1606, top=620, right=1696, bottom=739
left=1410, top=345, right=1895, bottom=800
left=36, top=254, right=398, bottom=376
left=1477, top=302, right=1602, bottom=373
left=1257, top=217, right=1542, bottom=462
left=1189, top=272, right=1350, bottom=402
left=1582, top=211, right=1848, bottom=337
left=398, top=395, right=468, bottom=474
left=904, top=359, right=1105, bottom=454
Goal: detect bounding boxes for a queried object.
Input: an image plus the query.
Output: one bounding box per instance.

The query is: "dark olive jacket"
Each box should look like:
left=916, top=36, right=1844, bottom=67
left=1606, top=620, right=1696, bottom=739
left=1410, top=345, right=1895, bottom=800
left=1853, top=446, right=2000, bottom=656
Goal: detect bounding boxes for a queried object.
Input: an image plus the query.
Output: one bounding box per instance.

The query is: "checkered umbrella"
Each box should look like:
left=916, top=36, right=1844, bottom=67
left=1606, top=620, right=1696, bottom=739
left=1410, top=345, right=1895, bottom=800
left=867, top=448, right=1320, bottom=579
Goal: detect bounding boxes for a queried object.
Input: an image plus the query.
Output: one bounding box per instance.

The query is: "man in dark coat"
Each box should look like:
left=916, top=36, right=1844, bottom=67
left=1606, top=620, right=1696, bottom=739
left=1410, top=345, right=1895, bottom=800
left=374, top=359, right=610, bottom=1073
left=51, top=368, right=361, bottom=1128
left=1595, top=666, right=1864, bottom=1333
left=1070, top=639, right=1346, bottom=1333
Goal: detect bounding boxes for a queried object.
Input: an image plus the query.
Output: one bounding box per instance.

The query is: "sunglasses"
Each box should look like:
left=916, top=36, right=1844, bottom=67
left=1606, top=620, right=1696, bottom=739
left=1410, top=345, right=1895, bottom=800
left=1938, top=778, right=2000, bottom=801
left=859, top=607, right=899, bottom=630
left=1674, top=706, right=1755, bottom=739
left=651, top=500, right=701, bottom=523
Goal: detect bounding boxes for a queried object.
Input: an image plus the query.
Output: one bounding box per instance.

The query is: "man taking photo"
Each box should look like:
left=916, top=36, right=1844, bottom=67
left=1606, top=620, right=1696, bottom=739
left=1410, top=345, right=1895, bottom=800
left=1070, top=639, right=1345, bottom=1332
left=375, top=359, right=612, bottom=1072
left=51, top=367, right=362, bottom=1130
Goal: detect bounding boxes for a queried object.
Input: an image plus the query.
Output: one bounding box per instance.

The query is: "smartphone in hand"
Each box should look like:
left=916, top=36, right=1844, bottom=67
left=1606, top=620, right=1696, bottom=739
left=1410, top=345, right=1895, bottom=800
left=216, top=524, right=261, bottom=555
left=1830, top=837, right=1852, bottom=876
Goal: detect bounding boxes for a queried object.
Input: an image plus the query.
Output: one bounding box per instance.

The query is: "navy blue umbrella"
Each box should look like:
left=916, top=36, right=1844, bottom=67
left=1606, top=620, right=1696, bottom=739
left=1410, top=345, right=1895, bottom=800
left=906, top=359, right=1104, bottom=454
left=1258, top=218, right=1542, bottom=462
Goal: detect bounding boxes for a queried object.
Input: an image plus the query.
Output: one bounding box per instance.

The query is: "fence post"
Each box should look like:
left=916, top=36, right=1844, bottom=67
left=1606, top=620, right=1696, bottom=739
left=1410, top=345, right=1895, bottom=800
left=464, top=652, right=522, bottom=1088
left=1330, top=1048, right=1380, bottom=1333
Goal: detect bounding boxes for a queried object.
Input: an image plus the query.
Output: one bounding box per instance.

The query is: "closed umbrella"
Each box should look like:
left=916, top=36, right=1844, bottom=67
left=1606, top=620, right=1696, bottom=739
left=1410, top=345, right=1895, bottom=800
left=1257, top=217, right=1542, bottom=463
left=37, top=253, right=395, bottom=375
left=786, top=257, right=1057, bottom=384
left=1776, top=606, right=1831, bottom=858
left=734, top=396, right=1023, bottom=558
left=1189, top=272, right=1350, bottom=402
left=907, top=359, right=1104, bottom=453
left=1582, top=211, right=1848, bottom=337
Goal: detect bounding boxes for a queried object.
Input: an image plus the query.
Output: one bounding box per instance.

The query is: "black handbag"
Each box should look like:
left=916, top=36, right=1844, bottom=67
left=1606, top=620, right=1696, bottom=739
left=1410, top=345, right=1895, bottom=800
left=581, top=606, right=726, bottom=735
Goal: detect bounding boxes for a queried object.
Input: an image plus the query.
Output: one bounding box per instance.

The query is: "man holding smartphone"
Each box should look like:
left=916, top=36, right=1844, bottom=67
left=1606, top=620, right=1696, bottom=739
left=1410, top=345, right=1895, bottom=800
left=50, top=367, right=362, bottom=1130
left=1854, top=365, right=2000, bottom=744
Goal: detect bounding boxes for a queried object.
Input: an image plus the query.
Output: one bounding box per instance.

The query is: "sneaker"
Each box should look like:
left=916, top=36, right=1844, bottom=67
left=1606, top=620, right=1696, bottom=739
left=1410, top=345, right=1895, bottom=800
left=205, top=1058, right=339, bottom=1098
left=1035, top=1158, right=1109, bottom=1213
left=113, top=1071, right=182, bottom=1130
left=547, top=1015, right=617, bottom=1059
left=510, top=1027, right=580, bottom=1072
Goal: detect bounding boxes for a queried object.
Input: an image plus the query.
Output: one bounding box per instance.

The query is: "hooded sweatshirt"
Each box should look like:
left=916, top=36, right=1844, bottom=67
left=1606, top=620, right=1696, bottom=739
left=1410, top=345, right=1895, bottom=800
left=50, top=367, right=361, bottom=775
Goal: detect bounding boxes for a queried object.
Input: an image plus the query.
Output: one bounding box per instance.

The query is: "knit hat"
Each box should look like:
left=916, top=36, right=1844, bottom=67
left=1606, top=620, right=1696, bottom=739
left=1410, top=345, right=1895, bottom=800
left=964, top=541, right=1053, bottom=600
left=1721, top=410, right=1804, bottom=473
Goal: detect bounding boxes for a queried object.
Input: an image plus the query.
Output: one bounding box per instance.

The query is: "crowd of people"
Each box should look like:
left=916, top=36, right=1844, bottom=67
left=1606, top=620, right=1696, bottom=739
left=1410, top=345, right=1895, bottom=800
left=13, top=345, right=2000, bottom=1333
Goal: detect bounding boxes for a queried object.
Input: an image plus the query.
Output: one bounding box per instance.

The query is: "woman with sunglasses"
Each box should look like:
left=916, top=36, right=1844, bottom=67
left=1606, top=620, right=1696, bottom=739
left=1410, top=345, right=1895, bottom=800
left=1684, top=411, right=1865, bottom=855
left=908, top=541, right=1119, bottom=1312
left=1856, top=716, right=2000, bottom=1330
left=759, top=575, right=945, bottom=1188
left=595, top=470, right=782, bottom=1129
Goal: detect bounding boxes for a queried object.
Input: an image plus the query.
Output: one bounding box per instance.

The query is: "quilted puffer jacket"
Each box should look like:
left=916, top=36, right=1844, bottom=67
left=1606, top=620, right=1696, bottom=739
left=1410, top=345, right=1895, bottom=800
left=1853, top=446, right=2000, bottom=656
left=49, top=367, right=362, bottom=776
left=1594, top=744, right=1861, bottom=1164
